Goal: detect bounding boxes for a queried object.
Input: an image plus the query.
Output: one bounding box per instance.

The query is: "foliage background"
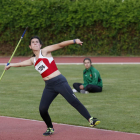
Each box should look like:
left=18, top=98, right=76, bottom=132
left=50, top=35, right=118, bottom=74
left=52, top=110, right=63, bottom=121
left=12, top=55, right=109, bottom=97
left=0, top=0, right=140, bottom=56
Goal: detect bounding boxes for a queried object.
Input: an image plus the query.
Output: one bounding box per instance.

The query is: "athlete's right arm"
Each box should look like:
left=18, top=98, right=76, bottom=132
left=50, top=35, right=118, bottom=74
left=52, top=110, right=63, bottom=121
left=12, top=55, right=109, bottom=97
left=5, top=58, right=34, bottom=70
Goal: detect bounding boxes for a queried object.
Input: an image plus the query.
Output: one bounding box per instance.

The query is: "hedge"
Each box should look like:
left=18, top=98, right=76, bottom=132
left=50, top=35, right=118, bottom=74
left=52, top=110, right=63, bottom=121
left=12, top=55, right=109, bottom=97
left=0, top=0, right=140, bottom=56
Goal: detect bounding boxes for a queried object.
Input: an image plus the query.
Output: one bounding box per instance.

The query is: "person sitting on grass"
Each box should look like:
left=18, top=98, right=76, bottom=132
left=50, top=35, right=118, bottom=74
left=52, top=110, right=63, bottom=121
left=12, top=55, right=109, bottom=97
left=73, top=58, right=103, bottom=94
left=5, top=37, right=100, bottom=136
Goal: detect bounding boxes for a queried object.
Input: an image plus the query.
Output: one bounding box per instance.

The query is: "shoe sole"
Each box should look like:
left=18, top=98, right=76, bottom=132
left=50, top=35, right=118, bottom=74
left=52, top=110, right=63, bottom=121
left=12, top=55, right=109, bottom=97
left=43, top=133, right=54, bottom=136
left=90, top=121, right=100, bottom=127
left=43, top=132, right=54, bottom=136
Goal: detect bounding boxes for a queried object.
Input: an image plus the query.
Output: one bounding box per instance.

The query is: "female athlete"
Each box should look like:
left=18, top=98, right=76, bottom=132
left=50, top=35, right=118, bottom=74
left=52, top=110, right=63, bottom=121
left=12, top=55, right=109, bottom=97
left=5, top=36, right=100, bottom=136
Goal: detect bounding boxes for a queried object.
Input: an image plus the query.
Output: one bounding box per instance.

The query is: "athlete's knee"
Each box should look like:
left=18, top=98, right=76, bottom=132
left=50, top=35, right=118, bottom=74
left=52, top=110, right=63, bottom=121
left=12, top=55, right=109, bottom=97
left=86, top=85, right=92, bottom=91
left=39, top=104, right=48, bottom=114
left=73, top=83, right=77, bottom=88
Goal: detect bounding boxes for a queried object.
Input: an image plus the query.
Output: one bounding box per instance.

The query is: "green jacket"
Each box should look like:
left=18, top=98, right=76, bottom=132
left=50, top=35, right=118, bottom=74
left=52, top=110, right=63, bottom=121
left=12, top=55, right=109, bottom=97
left=82, top=66, right=103, bottom=88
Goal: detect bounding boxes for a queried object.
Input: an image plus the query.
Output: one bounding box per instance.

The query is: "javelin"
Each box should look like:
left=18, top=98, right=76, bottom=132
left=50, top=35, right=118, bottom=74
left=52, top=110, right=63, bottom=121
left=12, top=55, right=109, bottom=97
left=0, top=27, right=28, bottom=81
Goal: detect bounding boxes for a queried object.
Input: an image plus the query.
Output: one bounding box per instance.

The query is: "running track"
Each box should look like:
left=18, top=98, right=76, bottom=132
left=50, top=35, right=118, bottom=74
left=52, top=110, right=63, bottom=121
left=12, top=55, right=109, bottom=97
left=0, top=116, right=140, bottom=140
left=0, top=56, right=140, bottom=140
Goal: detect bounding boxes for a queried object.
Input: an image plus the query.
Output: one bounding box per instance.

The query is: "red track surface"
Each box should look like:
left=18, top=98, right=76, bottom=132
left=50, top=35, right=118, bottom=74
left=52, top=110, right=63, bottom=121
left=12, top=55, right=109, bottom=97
left=0, top=116, right=140, bottom=140
left=0, top=56, right=140, bottom=63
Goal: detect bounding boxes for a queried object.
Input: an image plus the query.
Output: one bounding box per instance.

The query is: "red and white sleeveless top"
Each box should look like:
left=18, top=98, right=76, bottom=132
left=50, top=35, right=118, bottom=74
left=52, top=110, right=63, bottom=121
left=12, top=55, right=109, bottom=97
left=34, top=50, right=58, bottom=78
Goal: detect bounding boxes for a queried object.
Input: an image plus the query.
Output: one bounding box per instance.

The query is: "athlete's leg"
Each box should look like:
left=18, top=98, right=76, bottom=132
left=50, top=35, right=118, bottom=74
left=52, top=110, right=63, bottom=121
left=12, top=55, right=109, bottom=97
left=39, top=87, right=58, bottom=128
left=57, top=81, right=100, bottom=127
left=55, top=76, right=91, bottom=120
left=73, top=83, right=82, bottom=92
left=85, top=84, right=102, bottom=93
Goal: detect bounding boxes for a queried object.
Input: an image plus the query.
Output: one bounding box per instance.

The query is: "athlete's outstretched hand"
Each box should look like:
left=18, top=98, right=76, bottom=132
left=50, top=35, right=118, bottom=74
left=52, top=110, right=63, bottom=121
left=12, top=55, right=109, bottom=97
left=5, top=65, right=11, bottom=70
left=75, top=39, right=83, bottom=46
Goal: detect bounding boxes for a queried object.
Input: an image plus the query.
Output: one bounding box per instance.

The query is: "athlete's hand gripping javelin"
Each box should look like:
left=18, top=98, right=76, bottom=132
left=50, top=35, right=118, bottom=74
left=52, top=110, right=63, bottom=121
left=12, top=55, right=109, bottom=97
left=5, top=65, right=11, bottom=70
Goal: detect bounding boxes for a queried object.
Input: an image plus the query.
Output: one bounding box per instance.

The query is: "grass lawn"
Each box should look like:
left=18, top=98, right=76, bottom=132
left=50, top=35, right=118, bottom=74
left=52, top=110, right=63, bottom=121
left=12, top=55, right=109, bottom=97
left=0, top=64, right=140, bottom=134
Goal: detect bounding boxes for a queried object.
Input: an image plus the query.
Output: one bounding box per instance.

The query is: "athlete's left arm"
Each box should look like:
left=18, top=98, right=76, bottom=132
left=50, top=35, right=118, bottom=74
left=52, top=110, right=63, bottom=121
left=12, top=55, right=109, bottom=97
left=42, top=39, right=83, bottom=53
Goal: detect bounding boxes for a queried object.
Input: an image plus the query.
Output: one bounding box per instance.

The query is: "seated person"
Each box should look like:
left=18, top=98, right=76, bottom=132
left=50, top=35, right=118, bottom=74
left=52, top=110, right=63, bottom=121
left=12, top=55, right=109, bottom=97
left=73, top=58, right=103, bottom=94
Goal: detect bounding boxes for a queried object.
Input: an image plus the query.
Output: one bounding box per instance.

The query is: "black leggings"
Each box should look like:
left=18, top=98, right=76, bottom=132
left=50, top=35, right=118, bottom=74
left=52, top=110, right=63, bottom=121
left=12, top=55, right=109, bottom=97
left=73, top=83, right=102, bottom=93
left=39, top=74, right=91, bottom=128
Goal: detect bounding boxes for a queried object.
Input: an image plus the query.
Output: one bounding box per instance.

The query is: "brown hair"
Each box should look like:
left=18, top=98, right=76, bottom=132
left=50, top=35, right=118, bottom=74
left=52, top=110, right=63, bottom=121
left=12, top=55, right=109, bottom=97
left=29, top=36, right=43, bottom=45
left=83, top=57, right=92, bottom=63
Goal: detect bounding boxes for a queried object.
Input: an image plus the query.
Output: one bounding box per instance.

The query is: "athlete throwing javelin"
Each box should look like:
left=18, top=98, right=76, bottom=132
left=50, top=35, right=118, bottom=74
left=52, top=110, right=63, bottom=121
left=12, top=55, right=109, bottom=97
left=5, top=36, right=100, bottom=136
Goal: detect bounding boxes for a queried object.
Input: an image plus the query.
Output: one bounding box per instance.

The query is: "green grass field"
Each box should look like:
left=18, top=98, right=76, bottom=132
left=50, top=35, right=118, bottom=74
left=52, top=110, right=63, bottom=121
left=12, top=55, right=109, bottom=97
left=0, top=64, right=140, bottom=134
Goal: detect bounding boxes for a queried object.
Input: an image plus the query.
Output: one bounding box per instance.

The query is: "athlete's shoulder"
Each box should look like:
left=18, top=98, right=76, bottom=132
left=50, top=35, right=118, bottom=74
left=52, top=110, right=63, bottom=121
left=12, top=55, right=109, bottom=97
left=30, top=57, right=35, bottom=64
left=41, top=49, right=53, bottom=58
left=91, top=66, right=96, bottom=70
left=91, top=66, right=99, bottom=72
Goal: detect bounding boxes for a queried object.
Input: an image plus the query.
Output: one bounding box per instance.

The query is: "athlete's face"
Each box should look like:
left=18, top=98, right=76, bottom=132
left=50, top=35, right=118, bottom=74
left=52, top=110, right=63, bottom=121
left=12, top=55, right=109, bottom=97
left=29, top=38, right=42, bottom=50
left=84, top=60, right=91, bottom=69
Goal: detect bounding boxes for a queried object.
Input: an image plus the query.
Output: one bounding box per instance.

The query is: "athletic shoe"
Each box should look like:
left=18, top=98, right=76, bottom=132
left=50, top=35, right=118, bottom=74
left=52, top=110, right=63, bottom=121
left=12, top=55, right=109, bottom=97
left=43, top=128, right=54, bottom=136
left=85, top=91, right=89, bottom=94
left=80, top=90, right=89, bottom=94
left=72, top=89, right=78, bottom=93
left=89, top=117, right=100, bottom=127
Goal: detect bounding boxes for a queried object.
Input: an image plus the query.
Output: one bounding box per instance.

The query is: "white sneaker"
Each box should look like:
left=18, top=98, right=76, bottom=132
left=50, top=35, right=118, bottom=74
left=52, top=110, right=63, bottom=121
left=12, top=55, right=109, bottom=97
left=85, top=91, right=89, bottom=94
left=72, top=89, right=78, bottom=93
left=80, top=90, right=89, bottom=94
